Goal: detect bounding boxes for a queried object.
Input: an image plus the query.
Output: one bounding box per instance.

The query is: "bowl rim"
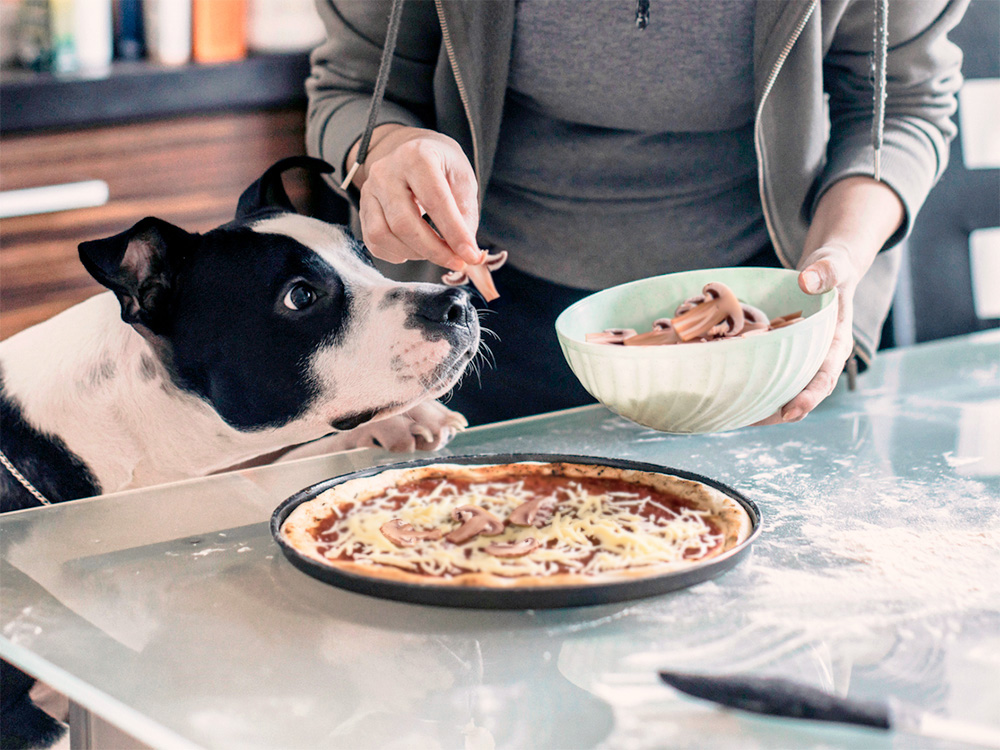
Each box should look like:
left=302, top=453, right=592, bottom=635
left=555, top=266, right=837, bottom=351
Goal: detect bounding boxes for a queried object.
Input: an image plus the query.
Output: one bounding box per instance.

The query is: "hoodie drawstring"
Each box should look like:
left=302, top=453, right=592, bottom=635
left=873, top=0, right=889, bottom=182
left=341, top=0, right=407, bottom=191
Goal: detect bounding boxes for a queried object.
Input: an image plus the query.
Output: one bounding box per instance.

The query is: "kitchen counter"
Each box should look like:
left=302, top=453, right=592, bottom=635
left=2, top=330, right=998, bottom=749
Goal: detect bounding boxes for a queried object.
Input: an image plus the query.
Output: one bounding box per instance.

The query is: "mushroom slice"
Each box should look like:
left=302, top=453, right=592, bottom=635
left=739, top=303, right=770, bottom=334
left=445, top=505, right=505, bottom=544
left=624, top=319, right=680, bottom=346
left=440, top=251, right=508, bottom=302
left=484, top=537, right=540, bottom=558
left=586, top=328, right=638, bottom=345
left=623, top=329, right=680, bottom=346
left=508, top=496, right=557, bottom=526
left=674, top=294, right=706, bottom=317
left=379, top=519, right=443, bottom=547
left=670, top=282, right=745, bottom=342
left=769, top=310, right=804, bottom=330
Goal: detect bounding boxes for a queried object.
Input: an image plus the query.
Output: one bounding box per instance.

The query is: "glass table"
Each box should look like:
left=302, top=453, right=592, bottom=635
left=2, top=331, right=998, bottom=749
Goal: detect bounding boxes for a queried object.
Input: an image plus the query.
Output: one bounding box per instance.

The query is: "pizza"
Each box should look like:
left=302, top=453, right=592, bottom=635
left=278, top=461, right=753, bottom=588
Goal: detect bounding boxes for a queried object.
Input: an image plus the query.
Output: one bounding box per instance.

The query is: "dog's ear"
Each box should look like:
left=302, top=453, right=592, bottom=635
left=235, top=156, right=335, bottom=220
left=78, top=217, right=195, bottom=334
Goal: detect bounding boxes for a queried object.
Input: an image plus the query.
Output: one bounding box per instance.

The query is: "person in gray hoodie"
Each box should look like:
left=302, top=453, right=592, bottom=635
left=306, top=0, right=968, bottom=426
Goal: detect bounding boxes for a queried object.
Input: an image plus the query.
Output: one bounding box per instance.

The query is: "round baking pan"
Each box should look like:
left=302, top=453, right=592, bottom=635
left=270, top=453, right=761, bottom=609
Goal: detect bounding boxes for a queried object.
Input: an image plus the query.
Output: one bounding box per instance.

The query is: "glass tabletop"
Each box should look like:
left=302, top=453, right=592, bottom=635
left=2, top=331, right=998, bottom=750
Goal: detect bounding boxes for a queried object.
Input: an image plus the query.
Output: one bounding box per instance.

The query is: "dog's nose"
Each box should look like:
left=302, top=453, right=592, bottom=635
left=416, top=287, right=472, bottom=327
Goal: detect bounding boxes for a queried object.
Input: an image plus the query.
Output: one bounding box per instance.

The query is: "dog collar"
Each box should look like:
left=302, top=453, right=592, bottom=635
left=0, top=448, right=52, bottom=506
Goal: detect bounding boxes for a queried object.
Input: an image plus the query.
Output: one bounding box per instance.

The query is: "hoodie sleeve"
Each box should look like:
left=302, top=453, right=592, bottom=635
left=306, top=0, right=442, bottom=204
left=817, top=0, right=969, bottom=248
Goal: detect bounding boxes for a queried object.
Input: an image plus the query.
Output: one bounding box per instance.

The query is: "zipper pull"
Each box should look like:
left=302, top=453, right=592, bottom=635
left=635, top=0, right=650, bottom=29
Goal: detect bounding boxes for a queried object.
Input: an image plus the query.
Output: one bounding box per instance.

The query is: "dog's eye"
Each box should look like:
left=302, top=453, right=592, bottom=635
left=283, top=283, right=317, bottom=311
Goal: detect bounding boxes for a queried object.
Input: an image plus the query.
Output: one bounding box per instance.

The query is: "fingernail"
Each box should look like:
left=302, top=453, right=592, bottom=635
left=782, top=407, right=803, bottom=423
left=801, top=270, right=822, bottom=293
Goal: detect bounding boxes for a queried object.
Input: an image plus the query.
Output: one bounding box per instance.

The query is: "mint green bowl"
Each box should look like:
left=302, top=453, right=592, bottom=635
left=555, top=267, right=838, bottom=434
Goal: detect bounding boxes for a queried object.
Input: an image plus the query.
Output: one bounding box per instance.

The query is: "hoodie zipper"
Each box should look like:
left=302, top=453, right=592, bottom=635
left=753, top=0, right=818, bottom=271
left=435, top=0, right=482, bottom=188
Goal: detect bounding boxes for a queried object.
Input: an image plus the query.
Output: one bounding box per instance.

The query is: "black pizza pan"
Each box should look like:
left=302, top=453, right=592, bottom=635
left=270, top=453, right=761, bottom=609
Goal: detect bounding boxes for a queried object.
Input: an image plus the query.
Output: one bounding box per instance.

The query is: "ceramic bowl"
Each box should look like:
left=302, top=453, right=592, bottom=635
left=555, top=267, right=838, bottom=434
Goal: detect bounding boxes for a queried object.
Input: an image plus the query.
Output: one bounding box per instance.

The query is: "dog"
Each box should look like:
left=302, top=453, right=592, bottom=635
left=0, top=156, right=480, bottom=747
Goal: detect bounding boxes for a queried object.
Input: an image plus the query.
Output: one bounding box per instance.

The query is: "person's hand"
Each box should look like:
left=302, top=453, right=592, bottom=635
left=754, top=244, right=858, bottom=426
left=753, top=175, right=904, bottom=426
left=349, top=124, right=483, bottom=271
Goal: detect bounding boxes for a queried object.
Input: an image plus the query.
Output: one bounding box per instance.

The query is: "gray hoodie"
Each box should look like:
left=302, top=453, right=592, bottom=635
left=306, top=0, right=968, bottom=362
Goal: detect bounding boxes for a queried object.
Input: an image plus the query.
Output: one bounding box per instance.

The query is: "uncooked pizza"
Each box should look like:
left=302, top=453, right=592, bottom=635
left=279, top=461, right=753, bottom=588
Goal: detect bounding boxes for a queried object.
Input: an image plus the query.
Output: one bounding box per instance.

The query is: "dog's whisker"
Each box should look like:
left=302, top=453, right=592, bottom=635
left=477, top=341, right=497, bottom=371
left=480, top=325, right=501, bottom=342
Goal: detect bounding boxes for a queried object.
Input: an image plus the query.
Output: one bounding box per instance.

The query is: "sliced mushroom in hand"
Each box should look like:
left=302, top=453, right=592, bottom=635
left=380, top=519, right=443, bottom=547
left=441, top=251, right=508, bottom=302
left=445, top=505, right=505, bottom=544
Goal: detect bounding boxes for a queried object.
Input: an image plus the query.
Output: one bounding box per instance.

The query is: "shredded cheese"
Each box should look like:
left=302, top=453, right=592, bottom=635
left=299, top=472, right=724, bottom=579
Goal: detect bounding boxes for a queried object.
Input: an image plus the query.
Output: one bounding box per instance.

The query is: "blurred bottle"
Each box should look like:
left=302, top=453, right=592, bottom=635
left=114, top=0, right=145, bottom=61
left=16, top=0, right=51, bottom=70
left=192, top=0, right=245, bottom=63
left=144, top=0, right=190, bottom=66
left=1, top=0, right=20, bottom=68
left=48, top=0, right=76, bottom=72
left=247, top=0, right=323, bottom=53
left=74, top=0, right=113, bottom=75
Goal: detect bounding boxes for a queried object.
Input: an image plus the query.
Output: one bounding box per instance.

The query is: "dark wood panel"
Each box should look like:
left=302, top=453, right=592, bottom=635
left=0, top=108, right=309, bottom=339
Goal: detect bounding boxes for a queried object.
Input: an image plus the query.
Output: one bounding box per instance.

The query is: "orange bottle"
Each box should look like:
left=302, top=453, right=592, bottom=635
left=193, top=0, right=247, bottom=63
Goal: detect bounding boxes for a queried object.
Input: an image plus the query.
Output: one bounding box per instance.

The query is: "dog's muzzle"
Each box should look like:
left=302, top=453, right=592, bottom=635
left=413, top=287, right=474, bottom=331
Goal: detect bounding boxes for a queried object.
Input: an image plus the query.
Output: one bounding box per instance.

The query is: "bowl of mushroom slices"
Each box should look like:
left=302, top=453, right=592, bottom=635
left=554, top=267, right=837, bottom=434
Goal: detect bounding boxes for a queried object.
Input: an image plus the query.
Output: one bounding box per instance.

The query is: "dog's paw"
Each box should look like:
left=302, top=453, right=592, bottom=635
left=278, top=402, right=468, bottom=462
left=348, top=401, right=468, bottom=453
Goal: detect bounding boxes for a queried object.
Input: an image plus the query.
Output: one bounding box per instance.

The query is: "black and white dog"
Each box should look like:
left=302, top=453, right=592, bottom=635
left=0, top=157, right=479, bottom=747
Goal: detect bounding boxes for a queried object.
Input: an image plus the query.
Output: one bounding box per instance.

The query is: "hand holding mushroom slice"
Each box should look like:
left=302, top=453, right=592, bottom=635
left=445, top=505, right=505, bottom=544
left=484, top=537, right=540, bottom=557
left=441, top=250, right=509, bottom=302
left=670, top=282, right=745, bottom=342
left=380, top=519, right=444, bottom=547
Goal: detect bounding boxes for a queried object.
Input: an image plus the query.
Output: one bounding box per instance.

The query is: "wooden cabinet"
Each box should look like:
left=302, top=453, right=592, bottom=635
left=0, top=107, right=309, bottom=338
left=0, top=52, right=314, bottom=339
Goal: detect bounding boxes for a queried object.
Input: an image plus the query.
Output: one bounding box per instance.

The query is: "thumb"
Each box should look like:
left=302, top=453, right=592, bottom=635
left=798, top=249, right=854, bottom=295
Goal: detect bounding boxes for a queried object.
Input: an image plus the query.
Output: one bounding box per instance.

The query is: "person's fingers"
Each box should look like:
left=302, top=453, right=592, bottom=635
left=381, top=193, right=466, bottom=269
left=750, top=409, right=784, bottom=427
left=779, top=318, right=855, bottom=422
left=752, top=348, right=847, bottom=426
left=364, top=172, right=466, bottom=270
left=360, top=146, right=480, bottom=270
left=360, top=193, right=436, bottom=265
left=447, top=159, right=481, bottom=238
left=407, top=156, right=481, bottom=265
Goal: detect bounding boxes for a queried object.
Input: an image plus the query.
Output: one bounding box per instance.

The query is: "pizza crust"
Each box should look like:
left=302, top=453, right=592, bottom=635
left=280, top=462, right=753, bottom=588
